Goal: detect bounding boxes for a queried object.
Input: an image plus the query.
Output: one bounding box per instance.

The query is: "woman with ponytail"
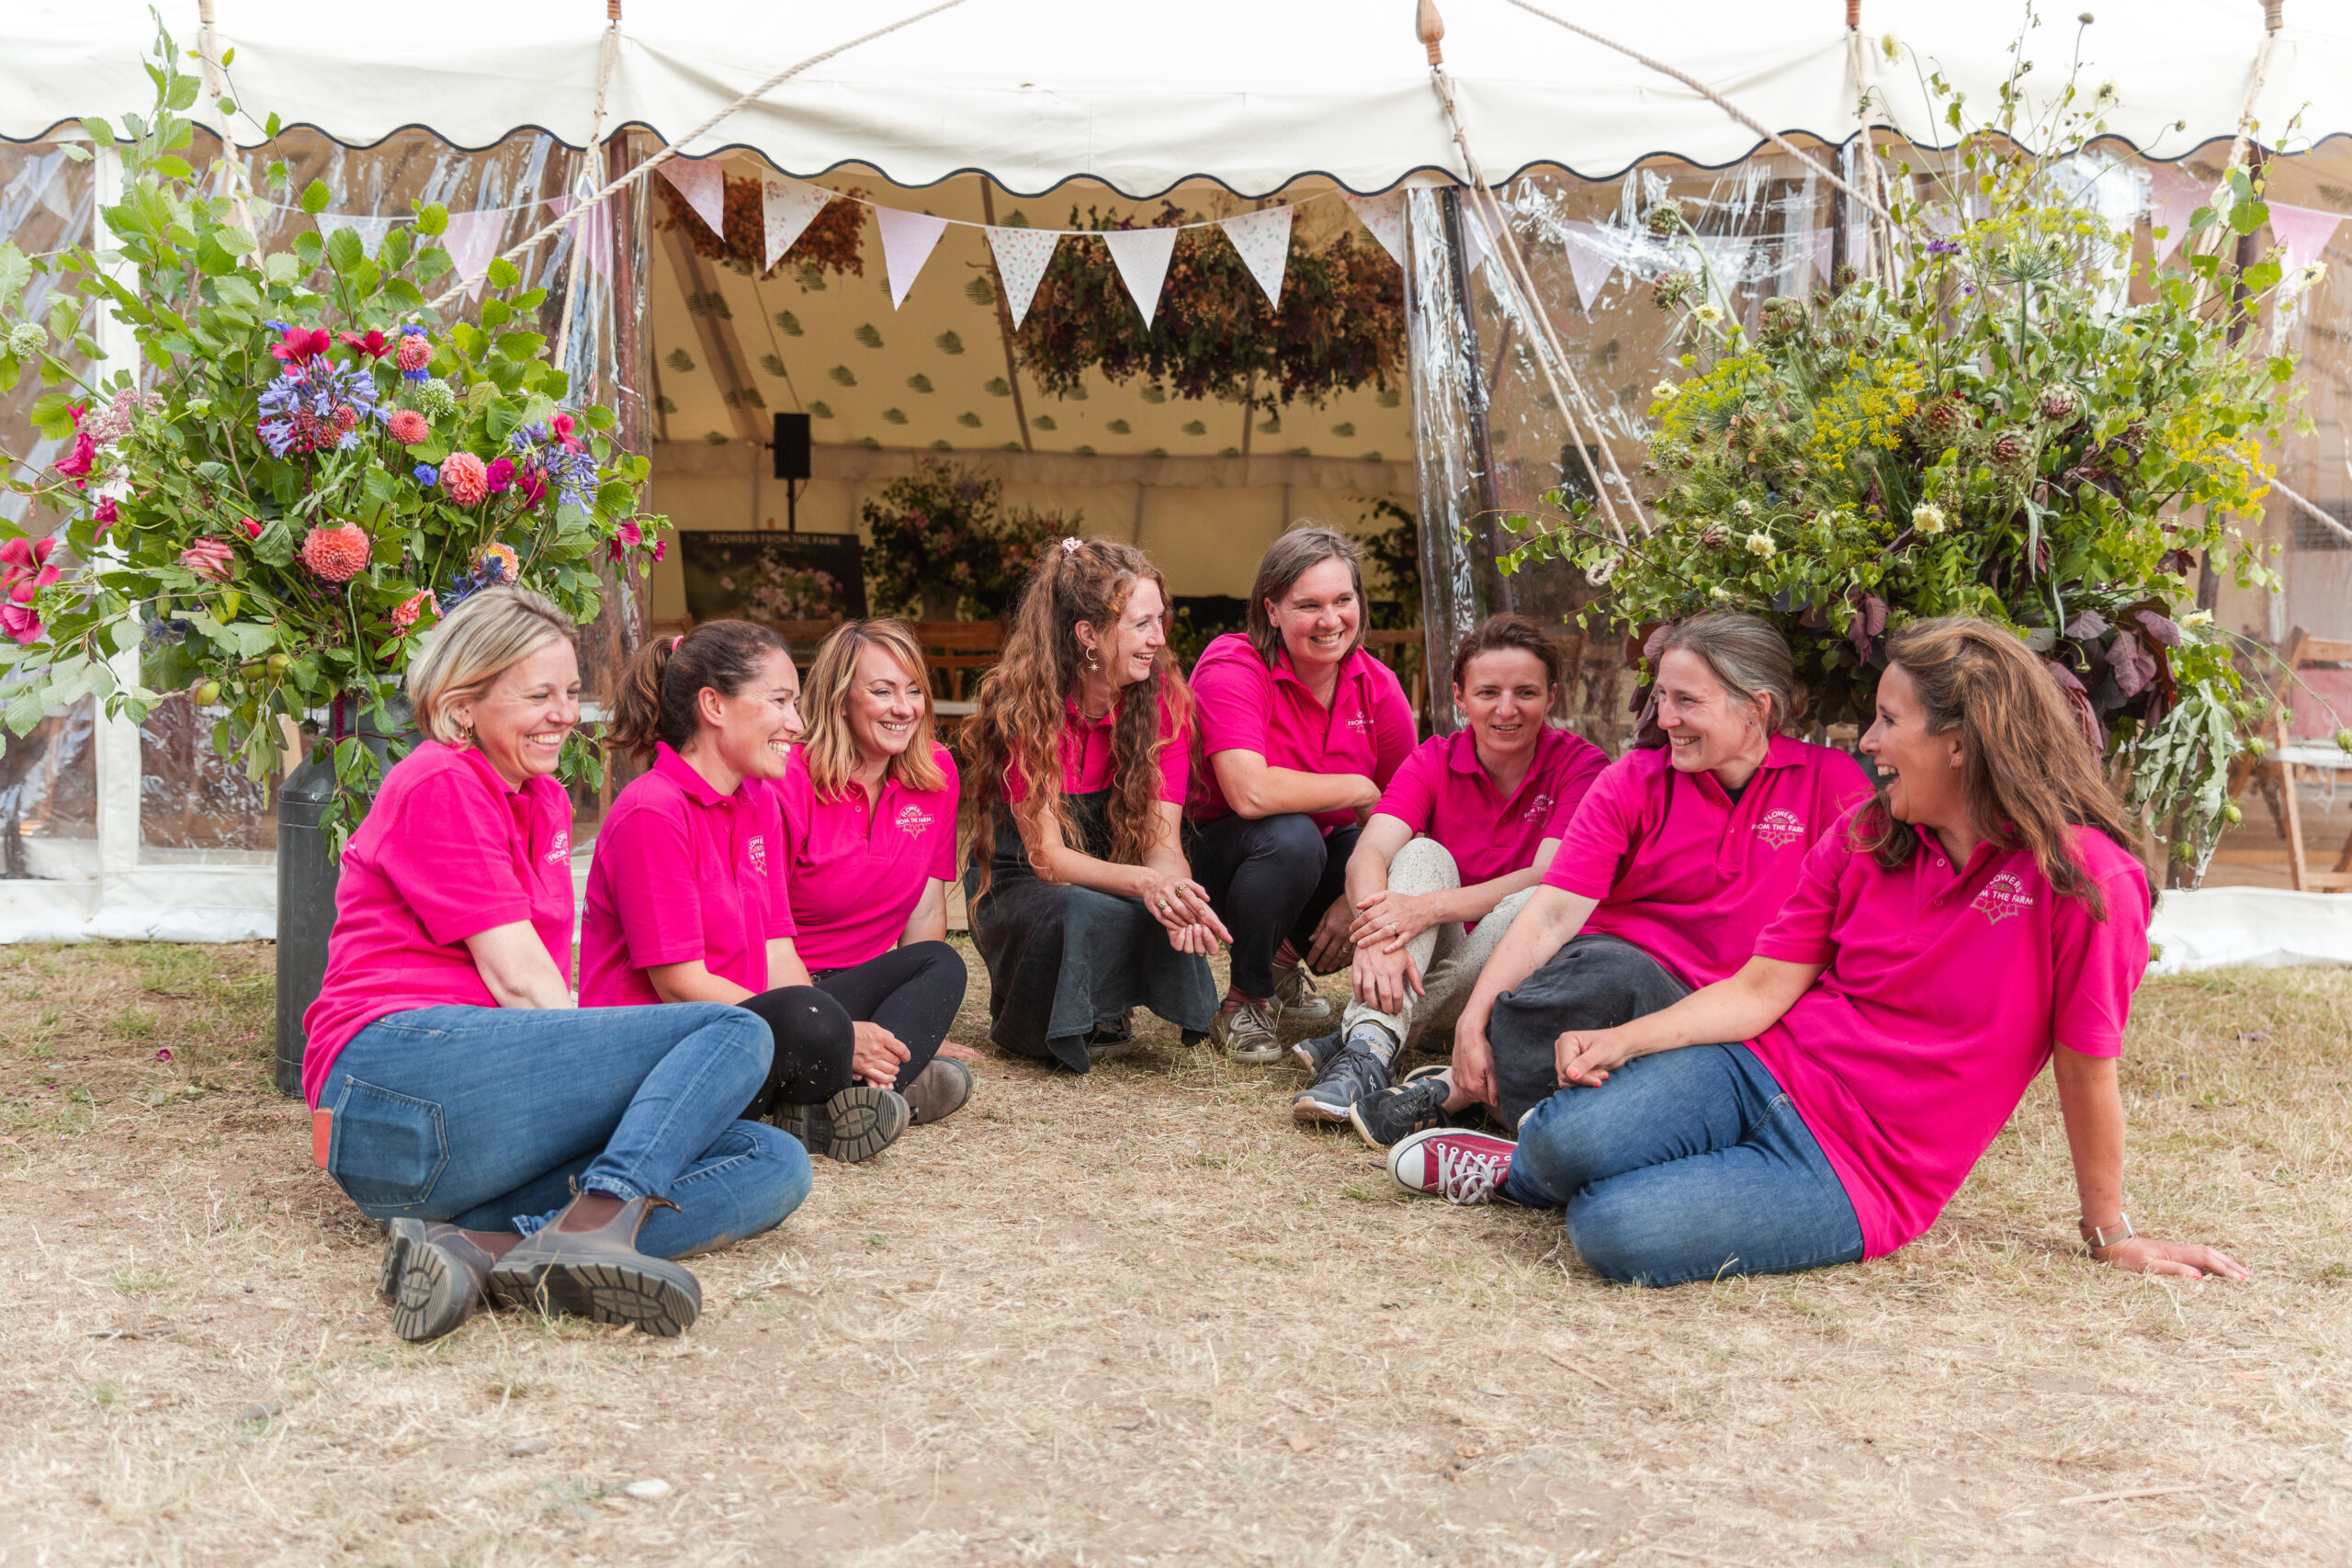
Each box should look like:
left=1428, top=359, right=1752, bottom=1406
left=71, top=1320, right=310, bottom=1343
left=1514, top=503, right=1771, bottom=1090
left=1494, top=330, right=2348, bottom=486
left=581, top=621, right=913, bottom=1167
left=960, top=537, right=1228, bottom=1071
left=1387, top=618, right=2245, bottom=1292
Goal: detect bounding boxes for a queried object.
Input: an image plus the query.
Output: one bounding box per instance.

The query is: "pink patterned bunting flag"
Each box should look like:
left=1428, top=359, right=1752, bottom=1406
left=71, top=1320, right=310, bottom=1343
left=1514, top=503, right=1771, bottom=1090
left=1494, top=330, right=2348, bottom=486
left=658, top=156, right=726, bottom=236
left=875, top=206, right=950, bottom=310
left=1102, top=226, right=1179, bottom=328
left=985, top=226, right=1060, bottom=329
left=1341, top=191, right=1408, bottom=267
left=2145, top=163, right=2207, bottom=261
left=1220, top=206, right=1294, bottom=307
left=761, top=177, right=833, bottom=272
left=2268, top=200, right=2343, bottom=277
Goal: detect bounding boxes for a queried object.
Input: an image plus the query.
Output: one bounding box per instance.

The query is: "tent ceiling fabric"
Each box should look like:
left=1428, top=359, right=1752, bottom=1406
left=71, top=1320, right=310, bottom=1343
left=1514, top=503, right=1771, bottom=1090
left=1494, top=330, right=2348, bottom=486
left=6, top=3, right=2350, bottom=194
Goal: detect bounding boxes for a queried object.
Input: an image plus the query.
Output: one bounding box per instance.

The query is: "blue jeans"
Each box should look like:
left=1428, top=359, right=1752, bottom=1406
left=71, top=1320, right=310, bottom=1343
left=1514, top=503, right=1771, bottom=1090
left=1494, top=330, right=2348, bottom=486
left=1505, top=1043, right=1864, bottom=1287
left=317, top=1002, right=812, bottom=1258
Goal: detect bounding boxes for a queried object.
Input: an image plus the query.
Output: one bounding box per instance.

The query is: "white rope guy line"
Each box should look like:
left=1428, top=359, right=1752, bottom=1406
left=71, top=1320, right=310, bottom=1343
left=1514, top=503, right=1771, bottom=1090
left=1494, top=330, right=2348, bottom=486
left=425, top=0, right=968, bottom=311
left=2271, top=477, right=2352, bottom=547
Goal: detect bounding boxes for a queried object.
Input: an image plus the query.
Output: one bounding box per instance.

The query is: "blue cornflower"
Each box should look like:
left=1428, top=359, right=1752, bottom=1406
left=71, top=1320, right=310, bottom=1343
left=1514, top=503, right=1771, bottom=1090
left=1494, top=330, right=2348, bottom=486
left=413, top=463, right=439, bottom=486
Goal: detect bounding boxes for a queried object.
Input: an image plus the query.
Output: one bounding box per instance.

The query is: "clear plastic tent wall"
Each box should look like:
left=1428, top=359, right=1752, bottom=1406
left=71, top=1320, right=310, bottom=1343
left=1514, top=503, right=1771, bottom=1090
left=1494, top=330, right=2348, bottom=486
left=0, top=127, right=648, bottom=935
left=1405, top=136, right=2352, bottom=741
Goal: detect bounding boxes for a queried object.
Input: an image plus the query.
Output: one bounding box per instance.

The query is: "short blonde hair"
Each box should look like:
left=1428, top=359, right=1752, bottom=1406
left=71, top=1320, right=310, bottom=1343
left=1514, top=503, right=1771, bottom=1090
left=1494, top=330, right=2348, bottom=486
left=406, top=586, right=575, bottom=744
left=800, top=619, right=945, bottom=796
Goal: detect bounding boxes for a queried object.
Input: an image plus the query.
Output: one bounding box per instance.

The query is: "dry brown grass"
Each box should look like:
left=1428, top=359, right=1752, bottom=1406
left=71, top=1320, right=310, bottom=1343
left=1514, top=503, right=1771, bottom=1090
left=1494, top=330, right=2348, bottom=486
left=0, top=940, right=2346, bottom=1566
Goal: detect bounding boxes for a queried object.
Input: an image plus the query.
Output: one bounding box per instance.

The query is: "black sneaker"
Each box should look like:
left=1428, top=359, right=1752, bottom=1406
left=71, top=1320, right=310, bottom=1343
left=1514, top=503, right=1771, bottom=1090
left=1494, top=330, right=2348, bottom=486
left=1290, top=1028, right=1343, bottom=1075
left=1349, top=1068, right=1455, bottom=1148
left=1291, top=1046, right=1392, bottom=1123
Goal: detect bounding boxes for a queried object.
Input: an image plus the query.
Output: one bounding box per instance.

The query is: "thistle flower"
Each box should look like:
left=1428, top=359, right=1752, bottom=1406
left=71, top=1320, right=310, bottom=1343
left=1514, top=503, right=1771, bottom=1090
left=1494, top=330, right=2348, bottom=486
left=1701, top=523, right=1730, bottom=548
left=1987, top=428, right=2035, bottom=470
left=473, top=542, right=521, bottom=584
left=2034, top=384, right=2086, bottom=423
left=1912, top=395, right=1973, bottom=445
left=1651, top=271, right=1698, bottom=310
left=1645, top=199, right=1687, bottom=238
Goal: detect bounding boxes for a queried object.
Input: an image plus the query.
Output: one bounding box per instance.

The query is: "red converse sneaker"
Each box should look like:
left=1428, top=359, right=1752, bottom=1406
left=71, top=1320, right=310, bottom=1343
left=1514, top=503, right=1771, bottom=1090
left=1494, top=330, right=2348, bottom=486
left=1387, top=1126, right=1515, bottom=1205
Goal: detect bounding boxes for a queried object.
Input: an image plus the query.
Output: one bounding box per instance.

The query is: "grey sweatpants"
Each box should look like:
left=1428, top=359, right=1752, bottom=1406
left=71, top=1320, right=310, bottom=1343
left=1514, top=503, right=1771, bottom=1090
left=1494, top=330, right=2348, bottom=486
left=1484, top=931, right=1690, bottom=1132
left=1340, top=838, right=1535, bottom=1055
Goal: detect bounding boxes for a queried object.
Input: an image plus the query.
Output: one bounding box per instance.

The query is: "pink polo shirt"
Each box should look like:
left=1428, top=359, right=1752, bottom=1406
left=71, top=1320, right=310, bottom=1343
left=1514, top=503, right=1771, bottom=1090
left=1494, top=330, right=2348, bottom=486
left=1373, top=726, right=1611, bottom=885
left=301, top=741, right=575, bottom=1106
left=1749, top=815, right=2152, bottom=1258
left=1189, top=633, right=1417, bottom=832
left=578, top=744, right=795, bottom=1008
left=1003, top=688, right=1190, bottom=805
left=1544, top=736, right=1873, bottom=987
left=774, top=743, right=960, bottom=970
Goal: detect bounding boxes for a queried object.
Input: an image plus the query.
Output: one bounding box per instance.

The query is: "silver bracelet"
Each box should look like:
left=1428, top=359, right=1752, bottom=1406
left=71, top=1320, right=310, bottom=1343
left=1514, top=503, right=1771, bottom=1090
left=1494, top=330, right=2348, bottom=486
left=2079, top=1213, right=2134, bottom=1249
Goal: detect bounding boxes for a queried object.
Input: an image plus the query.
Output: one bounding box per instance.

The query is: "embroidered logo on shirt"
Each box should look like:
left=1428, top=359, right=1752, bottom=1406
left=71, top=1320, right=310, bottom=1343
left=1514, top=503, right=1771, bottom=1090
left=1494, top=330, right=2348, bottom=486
left=1523, top=792, right=1555, bottom=824
left=749, top=836, right=767, bottom=874
left=1752, top=809, right=1805, bottom=848
left=1973, top=872, right=2036, bottom=924
left=896, top=803, right=934, bottom=838
left=545, top=829, right=571, bottom=864
left=1346, top=709, right=1374, bottom=732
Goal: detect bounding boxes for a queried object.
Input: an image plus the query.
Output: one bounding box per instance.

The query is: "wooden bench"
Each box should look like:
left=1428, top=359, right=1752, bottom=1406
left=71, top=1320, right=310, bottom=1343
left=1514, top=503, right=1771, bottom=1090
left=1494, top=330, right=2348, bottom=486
left=2261, top=627, right=2352, bottom=892
left=911, top=620, right=1006, bottom=704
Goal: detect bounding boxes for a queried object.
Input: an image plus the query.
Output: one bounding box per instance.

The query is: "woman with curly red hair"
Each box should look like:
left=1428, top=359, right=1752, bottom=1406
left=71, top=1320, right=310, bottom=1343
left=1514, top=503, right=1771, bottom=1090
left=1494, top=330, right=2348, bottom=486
left=960, top=538, right=1228, bottom=1071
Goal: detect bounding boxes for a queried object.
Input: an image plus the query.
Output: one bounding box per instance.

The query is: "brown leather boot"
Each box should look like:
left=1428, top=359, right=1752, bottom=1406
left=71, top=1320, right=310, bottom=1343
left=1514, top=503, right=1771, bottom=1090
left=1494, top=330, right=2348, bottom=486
left=487, top=1194, right=702, bottom=1337
left=901, top=1056, right=973, bottom=1124
left=379, top=1219, right=497, bottom=1343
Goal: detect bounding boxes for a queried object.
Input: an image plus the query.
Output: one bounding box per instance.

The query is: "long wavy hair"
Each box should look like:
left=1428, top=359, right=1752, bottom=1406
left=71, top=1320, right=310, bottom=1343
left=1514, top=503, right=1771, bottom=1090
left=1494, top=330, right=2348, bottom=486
left=799, top=619, right=946, bottom=798
left=1853, top=616, right=2140, bottom=919
left=960, top=538, right=1193, bottom=898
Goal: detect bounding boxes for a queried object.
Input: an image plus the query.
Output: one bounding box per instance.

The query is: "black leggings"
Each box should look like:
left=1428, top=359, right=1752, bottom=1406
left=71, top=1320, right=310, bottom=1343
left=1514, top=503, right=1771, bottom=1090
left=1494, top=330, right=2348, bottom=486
left=1183, top=814, right=1362, bottom=998
left=737, top=941, right=968, bottom=1115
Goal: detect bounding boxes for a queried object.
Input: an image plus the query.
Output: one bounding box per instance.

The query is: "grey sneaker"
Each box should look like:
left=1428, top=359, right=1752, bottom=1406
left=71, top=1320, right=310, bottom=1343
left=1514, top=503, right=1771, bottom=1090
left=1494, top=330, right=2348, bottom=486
left=774, top=1084, right=910, bottom=1163
left=1212, top=998, right=1283, bottom=1065
left=1291, top=1028, right=1344, bottom=1075
left=1349, top=1066, right=1456, bottom=1148
left=1292, top=1046, right=1393, bottom=1123
left=1272, top=964, right=1331, bottom=1023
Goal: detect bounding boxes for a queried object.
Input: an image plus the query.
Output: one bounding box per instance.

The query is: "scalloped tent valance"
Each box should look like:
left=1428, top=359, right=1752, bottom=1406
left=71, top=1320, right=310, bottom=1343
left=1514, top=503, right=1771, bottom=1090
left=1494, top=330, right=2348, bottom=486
left=3, top=0, right=2346, bottom=196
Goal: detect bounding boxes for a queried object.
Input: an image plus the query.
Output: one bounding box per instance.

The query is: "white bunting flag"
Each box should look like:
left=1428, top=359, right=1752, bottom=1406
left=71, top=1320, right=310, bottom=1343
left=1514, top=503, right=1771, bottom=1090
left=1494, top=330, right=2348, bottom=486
left=875, top=206, right=950, bottom=310
left=986, top=226, right=1060, bottom=329
left=314, top=213, right=393, bottom=258
left=543, top=197, right=612, bottom=280
left=1561, top=221, right=1618, bottom=313
left=1803, top=227, right=1834, bottom=288
left=1103, top=226, right=1180, bottom=328
left=1341, top=191, right=1408, bottom=268
left=761, top=177, right=833, bottom=272
left=659, top=156, right=727, bottom=236
left=2145, top=163, right=2207, bottom=261
left=1220, top=206, right=1294, bottom=307
left=439, top=209, right=509, bottom=301
left=1458, top=201, right=1496, bottom=278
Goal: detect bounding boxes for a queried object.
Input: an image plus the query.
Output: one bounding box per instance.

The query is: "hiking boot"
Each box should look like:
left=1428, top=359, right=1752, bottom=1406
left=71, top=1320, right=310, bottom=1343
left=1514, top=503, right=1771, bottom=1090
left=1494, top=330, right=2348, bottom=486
left=379, top=1218, right=496, bottom=1343
left=1291, top=1028, right=1343, bottom=1075
left=1350, top=1066, right=1456, bottom=1149
left=1212, top=997, right=1283, bottom=1065
left=1291, top=1045, right=1392, bottom=1123
left=1388, top=1127, right=1516, bottom=1206
left=487, top=1194, right=702, bottom=1337
left=1086, top=1010, right=1140, bottom=1062
left=1272, top=964, right=1331, bottom=1023
left=902, top=1056, right=973, bottom=1124
left=774, top=1084, right=910, bottom=1163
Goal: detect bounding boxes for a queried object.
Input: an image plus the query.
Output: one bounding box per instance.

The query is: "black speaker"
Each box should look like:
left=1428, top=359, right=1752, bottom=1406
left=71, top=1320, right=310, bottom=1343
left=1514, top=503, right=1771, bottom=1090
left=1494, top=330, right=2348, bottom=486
left=772, top=412, right=811, bottom=481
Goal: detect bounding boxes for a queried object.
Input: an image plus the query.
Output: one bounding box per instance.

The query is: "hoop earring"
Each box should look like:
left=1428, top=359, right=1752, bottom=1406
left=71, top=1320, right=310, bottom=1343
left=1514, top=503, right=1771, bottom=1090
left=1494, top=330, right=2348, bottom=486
left=456, top=720, right=477, bottom=748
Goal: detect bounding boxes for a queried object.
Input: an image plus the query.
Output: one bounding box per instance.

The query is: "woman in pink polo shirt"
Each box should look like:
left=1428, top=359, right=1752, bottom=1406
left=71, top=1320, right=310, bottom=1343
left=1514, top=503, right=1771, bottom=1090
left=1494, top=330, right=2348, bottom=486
left=307, top=589, right=811, bottom=1346
left=1186, top=525, right=1418, bottom=1065
left=1288, top=614, right=1607, bottom=1126
left=960, top=537, right=1229, bottom=1072
left=1351, top=613, right=1871, bottom=1145
left=1389, top=618, right=2246, bottom=1289
left=772, top=618, right=971, bottom=1119
left=582, top=620, right=952, bottom=1166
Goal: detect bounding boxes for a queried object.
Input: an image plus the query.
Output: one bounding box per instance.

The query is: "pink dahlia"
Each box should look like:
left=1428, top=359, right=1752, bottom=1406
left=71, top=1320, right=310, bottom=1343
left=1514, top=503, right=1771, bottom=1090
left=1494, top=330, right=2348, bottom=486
left=473, top=542, right=520, bottom=584
left=395, top=332, right=432, bottom=374
left=441, top=451, right=490, bottom=505
left=387, top=409, right=430, bottom=446
left=181, top=538, right=236, bottom=584
left=300, top=523, right=370, bottom=582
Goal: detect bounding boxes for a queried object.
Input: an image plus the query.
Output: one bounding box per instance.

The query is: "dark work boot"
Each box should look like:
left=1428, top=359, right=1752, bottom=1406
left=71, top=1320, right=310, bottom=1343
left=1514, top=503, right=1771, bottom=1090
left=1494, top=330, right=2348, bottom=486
left=379, top=1219, right=498, bottom=1343
left=487, top=1194, right=702, bottom=1337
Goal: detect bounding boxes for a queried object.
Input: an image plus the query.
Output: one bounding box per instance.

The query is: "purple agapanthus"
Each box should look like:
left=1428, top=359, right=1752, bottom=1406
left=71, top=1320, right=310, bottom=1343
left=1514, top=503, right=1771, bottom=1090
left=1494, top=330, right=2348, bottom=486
left=1927, top=238, right=1961, bottom=255
left=255, top=361, right=383, bottom=459
left=507, top=419, right=598, bottom=509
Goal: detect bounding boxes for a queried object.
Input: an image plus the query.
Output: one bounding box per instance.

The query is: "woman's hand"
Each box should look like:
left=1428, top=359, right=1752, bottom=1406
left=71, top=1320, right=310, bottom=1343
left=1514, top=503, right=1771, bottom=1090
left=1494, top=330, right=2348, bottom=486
left=1351, top=940, right=1423, bottom=1016
left=851, top=1021, right=911, bottom=1088
left=1166, top=920, right=1222, bottom=957
left=1453, top=1010, right=1497, bottom=1106
left=1136, top=868, right=1230, bottom=943
left=1348, top=888, right=1442, bottom=954
left=2094, top=1235, right=2249, bottom=1281
left=1303, top=895, right=1356, bottom=973
left=1554, top=1026, right=1638, bottom=1089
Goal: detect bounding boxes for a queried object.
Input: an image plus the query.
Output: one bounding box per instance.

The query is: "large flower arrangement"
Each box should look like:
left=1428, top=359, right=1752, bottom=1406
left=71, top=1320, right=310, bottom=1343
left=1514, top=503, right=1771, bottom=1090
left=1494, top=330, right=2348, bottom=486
left=0, top=28, right=665, bottom=842
left=1505, top=62, right=2303, bottom=877
left=861, top=458, right=1072, bottom=621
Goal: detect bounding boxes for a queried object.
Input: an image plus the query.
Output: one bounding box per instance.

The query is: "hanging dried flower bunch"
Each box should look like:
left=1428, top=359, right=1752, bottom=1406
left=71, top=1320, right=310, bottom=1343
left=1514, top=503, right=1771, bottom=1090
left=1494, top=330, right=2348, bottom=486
left=655, top=176, right=868, bottom=280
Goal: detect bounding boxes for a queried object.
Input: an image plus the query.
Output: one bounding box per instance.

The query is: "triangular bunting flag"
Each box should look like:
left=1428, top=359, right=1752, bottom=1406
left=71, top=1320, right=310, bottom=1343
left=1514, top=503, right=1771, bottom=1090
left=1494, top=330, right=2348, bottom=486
left=544, top=197, right=612, bottom=282
left=1561, top=221, right=1618, bottom=314
left=1457, top=199, right=1512, bottom=280
left=2268, top=200, right=2343, bottom=276
left=986, top=226, right=1060, bottom=330
left=761, top=177, right=833, bottom=272
left=874, top=206, right=950, bottom=310
left=314, top=213, right=393, bottom=258
left=1102, top=226, right=1179, bottom=328
left=2145, top=163, right=2207, bottom=261
left=1220, top=206, right=1294, bottom=307
left=658, top=156, right=727, bottom=236
left=1341, top=190, right=1408, bottom=268
left=439, top=209, right=508, bottom=302
left=1695, top=234, right=1752, bottom=300
left=1804, top=227, right=1834, bottom=288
